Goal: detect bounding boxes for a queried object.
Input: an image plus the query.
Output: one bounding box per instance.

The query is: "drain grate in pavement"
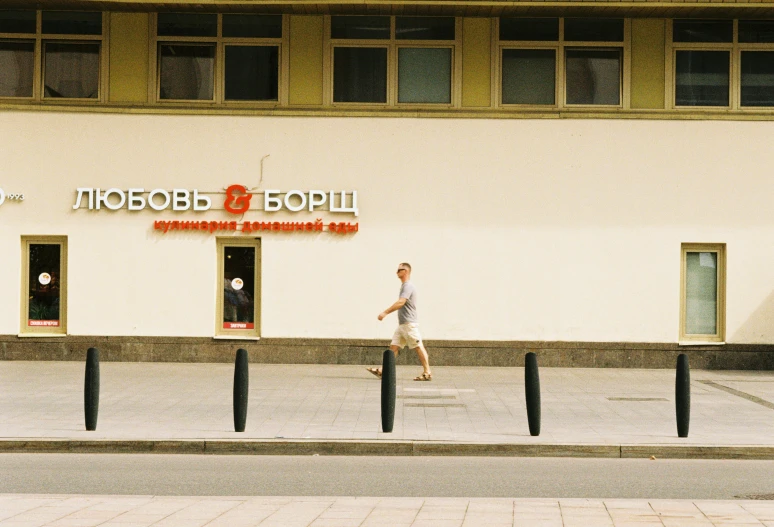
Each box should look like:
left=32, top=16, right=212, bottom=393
left=735, top=493, right=774, bottom=500
left=398, top=395, right=458, bottom=399
left=404, top=403, right=466, bottom=407
left=607, top=397, right=668, bottom=401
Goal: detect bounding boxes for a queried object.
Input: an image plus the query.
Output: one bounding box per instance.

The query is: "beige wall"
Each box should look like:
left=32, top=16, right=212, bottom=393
left=2, top=112, right=774, bottom=343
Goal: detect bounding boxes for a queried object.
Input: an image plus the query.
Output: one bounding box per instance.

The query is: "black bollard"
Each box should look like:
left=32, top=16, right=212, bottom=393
left=525, top=352, right=541, bottom=437
left=84, top=347, right=100, bottom=431
left=233, top=348, right=249, bottom=433
left=381, top=349, right=396, bottom=433
left=676, top=353, right=690, bottom=438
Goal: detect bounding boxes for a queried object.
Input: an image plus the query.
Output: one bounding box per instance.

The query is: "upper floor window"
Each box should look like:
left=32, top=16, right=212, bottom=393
left=498, top=18, right=627, bottom=107
left=328, top=16, right=459, bottom=106
left=670, top=19, right=774, bottom=108
left=153, top=13, right=285, bottom=104
left=0, top=10, right=104, bottom=101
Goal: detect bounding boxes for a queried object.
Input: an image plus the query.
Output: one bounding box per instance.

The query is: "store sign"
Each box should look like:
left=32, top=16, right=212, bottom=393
left=73, top=186, right=359, bottom=216
left=153, top=219, right=359, bottom=235
left=224, top=322, right=254, bottom=330
left=0, top=188, right=25, bottom=206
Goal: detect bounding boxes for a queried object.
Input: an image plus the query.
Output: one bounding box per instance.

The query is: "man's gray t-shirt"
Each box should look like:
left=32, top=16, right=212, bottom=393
left=398, top=282, right=418, bottom=325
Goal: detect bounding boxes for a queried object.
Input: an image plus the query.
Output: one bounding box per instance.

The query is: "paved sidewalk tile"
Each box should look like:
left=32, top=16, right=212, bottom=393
left=3, top=496, right=774, bottom=527
left=2, top=363, right=774, bottom=449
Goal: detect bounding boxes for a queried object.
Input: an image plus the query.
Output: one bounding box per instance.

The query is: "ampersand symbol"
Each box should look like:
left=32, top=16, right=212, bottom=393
left=224, top=184, right=252, bottom=214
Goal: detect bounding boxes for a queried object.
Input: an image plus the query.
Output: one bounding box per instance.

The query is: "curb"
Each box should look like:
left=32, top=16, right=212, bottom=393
left=1, top=440, right=773, bottom=459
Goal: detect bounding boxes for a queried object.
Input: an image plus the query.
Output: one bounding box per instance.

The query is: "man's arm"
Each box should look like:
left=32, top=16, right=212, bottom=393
left=378, top=298, right=407, bottom=321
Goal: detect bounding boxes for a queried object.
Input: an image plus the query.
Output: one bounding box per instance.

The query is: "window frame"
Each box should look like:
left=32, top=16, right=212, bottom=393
left=0, top=10, right=107, bottom=102
left=324, top=16, right=462, bottom=108
left=20, top=236, right=68, bottom=336
left=216, top=237, right=261, bottom=339
left=495, top=18, right=631, bottom=109
left=150, top=13, right=288, bottom=106
left=679, top=243, right=726, bottom=344
left=667, top=19, right=774, bottom=110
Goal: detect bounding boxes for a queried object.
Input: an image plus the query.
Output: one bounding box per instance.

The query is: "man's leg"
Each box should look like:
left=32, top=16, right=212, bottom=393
left=413, top=343, right=431, bottom=375
left=368, top=344, right=402, bottom=377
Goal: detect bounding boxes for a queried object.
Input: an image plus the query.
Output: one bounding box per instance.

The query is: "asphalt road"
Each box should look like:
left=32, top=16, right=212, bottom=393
left=2, top=454, right=773, bottom=500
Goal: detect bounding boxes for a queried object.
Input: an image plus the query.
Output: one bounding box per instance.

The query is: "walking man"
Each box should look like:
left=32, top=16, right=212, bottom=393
left=367, top=262, right=432, bottom=381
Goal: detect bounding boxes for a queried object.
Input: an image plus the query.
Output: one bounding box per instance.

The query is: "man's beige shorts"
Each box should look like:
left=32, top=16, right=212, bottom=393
left=390, top=323, right=422, bottom=349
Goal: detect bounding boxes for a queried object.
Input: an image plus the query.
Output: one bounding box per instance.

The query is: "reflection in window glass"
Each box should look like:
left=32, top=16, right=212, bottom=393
left=42, top=11, right=102, bottom=35
left=333, top=47, right=387, bottom=103
left=223, top=247, right=255, bottom=330
left=499, top=18, right=558, bottom=41
left=675, top=50, right=729, bottom=106
left=564, top=18, right=623, bottom=42
left=44, top=43, right=100, bottom=98
left=685, top=252, right=717, bottom=335
left=398, top=47, right=451, bottom=103
left=502, top=49, right=555, bottom=105
left=159, top=44, right=215, bottom=100
left=395, top=17, right=455, bottom=40
left=739, top=20, right=774, bottom=43
left=673, top=20, right=732, bottom=43
left=28, top=244, right=61, bottom=327
left=0, top=10, right=36, bottom=34
left=565, top=48, right=620, bottom=105
left=331, top=16, right=390, bottom=39
left=157, top=13, right=217, bottom=37
left=741, top=51, right=774, bottom=107
left=0, top=41, right=34, bottom=97
left=223, top=14, right=282, bottom=38
left=225, top=45, right=278, bottom=101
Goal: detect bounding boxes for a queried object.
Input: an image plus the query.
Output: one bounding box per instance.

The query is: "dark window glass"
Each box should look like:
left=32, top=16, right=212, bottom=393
left=739, top=20, right=774, bottom=43
left=675, top=50, right=729, bottom=106
left=331, top=16, right=389, bottom=39
left=741, top=51, right=774, bottom=107
left=223, top=14, right=282, bottom=38
left=223, top=247, right=255, bottom=329
left=159, top=44, right=215, bottom=100
left=565, top=48, right=621, bottom=105
left=502, top=49, right=555, bottom=105
left=0, top=10, right=36, bottom=34
left=396, top=17, right=455, bottom=40
left=225, top=45, right=278, bottom=101
left=564, top=18, right=623, bottom=42
left=499, top=18, right=558, bottom=41
left=42, top=11, right=102, bottom=35
left=0, top=41, right=34, bottom=97
left=157, top=13, right=217, bottom=37
left=673, top=20, right=732, bottom=43
left=44, top=43, right=100, bottom=98
left=398, top=47, right=451, bottom=103
left=333, top=47, right=387, bottom=103
left=28, top=244, right=61, bottom=326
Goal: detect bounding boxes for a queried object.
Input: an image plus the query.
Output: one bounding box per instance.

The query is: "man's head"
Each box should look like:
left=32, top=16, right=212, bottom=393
left=397, top=262, right=411, bottom=282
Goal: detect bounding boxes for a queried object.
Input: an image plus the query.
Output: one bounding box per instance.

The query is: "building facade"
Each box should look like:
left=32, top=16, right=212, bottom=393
left=1, top=2, right=773, bottom=367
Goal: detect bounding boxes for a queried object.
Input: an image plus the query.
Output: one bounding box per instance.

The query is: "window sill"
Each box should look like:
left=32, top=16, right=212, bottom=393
left=17, top=333, right=67, bottom=338
left=678, top=341, right=725, bottom=346
left=213, top=335, right=261, bottom=341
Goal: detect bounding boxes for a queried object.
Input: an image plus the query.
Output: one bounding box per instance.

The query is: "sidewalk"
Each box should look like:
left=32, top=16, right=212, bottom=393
left=1, top=362, right=774, bottom=458
left=2, top=495, right=774, bottom=527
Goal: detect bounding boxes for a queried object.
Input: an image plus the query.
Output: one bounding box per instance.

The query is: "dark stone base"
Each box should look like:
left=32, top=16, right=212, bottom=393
left=1, top=336, right=773, bottom=369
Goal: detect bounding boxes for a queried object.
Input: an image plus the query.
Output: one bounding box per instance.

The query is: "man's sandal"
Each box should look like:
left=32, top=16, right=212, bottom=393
left=414, top=372, right=432, bottom=381
left=366, top=367, right=382, bottom=378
